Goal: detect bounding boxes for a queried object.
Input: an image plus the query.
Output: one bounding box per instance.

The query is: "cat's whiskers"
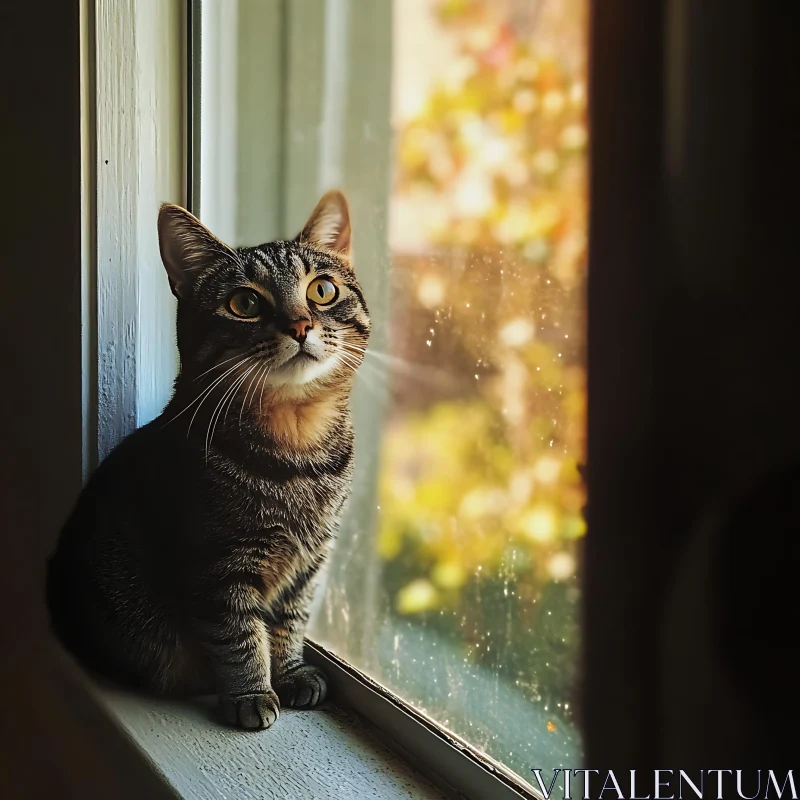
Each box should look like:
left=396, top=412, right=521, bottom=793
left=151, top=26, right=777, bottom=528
left=187, top=368, right=242, bottom=440
left=332, top=352, right=368, bottom=389
left=205, top=362, right=259, bottom=459
left=188, top=356, right=259, bottom=433
left=337, top=342, right=367, bottom=358
left=193, top=352, right=245, bottom=382
left=204, top=372, right=246, bottom=459
left=364, top=345, right=446, bottom=373
left=333, top=345, right=362, bottom=369
left=334, top=335, right=366, bottom=352
left=167, top=354, right=252, bottom=429
left=340, top=347, right=362, bottom=363
left=238, top=361, right=262, bottom=425
left=332, top=353, right=358, bottom=377
left=240, top=360, right=270, bottom=425
left=253, top=364, right=272, bottom=410
left=225, top=362, right=260, bottom=425
left=256, top=361, right=271, bottom=416
left=355, top=363, right=383, bottom=395
left=331, top=338, right=380, bottom=390
left=337, top=340, right=454, bottom=389
left=337, top=359, right=361, bottom=378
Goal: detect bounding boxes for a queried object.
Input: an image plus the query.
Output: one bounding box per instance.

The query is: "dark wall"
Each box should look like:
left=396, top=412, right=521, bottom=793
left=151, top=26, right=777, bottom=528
left=585, top=0, right=800, bottom=772
left=0, top=4, right=175, bottom=798
left=1, top=2, right=84, bottom=623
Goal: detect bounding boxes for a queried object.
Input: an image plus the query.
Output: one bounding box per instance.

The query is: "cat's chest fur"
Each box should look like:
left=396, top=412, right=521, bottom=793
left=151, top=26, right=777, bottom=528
left=206, top=451, right=351, bottom=610
left=233, top=463, right=350, bottom=539
left=201, top=416, right=352, bottom=575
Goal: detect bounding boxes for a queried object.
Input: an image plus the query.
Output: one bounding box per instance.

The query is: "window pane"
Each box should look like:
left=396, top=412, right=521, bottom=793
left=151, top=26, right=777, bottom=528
left=196, top=0, right=587, bottom=786
left=323, top=0, right=586, bottom=781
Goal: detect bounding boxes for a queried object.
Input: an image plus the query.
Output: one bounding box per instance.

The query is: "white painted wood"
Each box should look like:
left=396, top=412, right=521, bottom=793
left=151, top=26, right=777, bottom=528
left=101, top=687, right=446, bottom=800
left=95, top=0, right=184, bottom=460
left=96, top=0, right=139, bottom=460
left=134, top=1, right=185, bottom=428
left=80, top=0, right=98, bottom=478
left=306, top=641, right=543, bottom=800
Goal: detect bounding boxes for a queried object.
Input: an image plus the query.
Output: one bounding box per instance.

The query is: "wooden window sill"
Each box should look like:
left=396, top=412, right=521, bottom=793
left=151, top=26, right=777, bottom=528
left=101, top=687, right=446, bottom=800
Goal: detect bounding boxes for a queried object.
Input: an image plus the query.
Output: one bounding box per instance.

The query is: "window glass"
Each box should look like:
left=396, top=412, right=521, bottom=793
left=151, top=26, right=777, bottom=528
left=197, top=0, right=587, bottom=785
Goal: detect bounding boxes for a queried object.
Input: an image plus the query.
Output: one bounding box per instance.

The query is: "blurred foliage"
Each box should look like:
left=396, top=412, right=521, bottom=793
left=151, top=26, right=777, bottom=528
left=379, top=0, right=588, bottom=713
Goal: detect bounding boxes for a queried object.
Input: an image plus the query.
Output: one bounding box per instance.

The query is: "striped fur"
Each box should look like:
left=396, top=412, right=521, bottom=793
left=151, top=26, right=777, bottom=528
left=47, top=192, right=369, bottom=729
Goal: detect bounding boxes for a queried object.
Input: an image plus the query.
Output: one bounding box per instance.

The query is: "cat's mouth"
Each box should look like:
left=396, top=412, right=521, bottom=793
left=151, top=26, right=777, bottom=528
left=266, top=337, right=337, bottom=386
left=288, top=349, right=318, bottom=363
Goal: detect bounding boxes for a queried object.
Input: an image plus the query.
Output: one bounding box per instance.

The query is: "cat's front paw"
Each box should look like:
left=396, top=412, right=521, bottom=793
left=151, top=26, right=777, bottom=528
left=274, top=663, right=328, bottom=709
left=222, top=689, right=280, bottom=730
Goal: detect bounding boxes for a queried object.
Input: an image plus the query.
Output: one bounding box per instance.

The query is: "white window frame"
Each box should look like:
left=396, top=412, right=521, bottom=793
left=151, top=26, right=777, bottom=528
left=88, top=1, right=544, bottom=797
left=93, top=0, right=185, bottom=461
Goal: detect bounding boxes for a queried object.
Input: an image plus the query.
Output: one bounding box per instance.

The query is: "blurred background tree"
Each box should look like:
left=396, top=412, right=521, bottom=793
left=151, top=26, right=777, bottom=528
left=377, top=0, right=588, bottom=715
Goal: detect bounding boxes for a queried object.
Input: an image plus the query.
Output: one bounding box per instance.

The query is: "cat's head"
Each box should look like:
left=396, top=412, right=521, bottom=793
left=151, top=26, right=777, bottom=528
left=157, top=191, right=369, bottom=399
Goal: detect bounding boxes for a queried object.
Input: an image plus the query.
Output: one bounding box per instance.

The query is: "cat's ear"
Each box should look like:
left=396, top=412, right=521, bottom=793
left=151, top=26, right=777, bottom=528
left=296, top=190, right=351, bottom=258
left=157, top=204, right=236, bottom=298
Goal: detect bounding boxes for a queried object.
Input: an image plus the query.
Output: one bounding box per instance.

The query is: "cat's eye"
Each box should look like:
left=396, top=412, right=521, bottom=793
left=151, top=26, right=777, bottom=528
left=227, top=289, right=262, bottom=318
left=307, top=277, right=338, bottom=305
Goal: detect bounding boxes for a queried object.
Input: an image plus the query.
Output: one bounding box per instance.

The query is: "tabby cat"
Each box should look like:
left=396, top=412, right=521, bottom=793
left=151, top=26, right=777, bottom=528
left=47, top=190, right=369, bottom=730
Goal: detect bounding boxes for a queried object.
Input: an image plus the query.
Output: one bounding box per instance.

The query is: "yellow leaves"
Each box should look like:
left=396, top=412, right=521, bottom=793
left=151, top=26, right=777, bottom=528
left=459, top=487, right=507, bottom=519
left=379, top=526, right=403, bottom=560
left=397, top=578, right=440, bottom=615
left=453, top=172, right=495, bottom=217
left=416, top=273, right=446, bottom=309
left=382, top=3, right=589, bottom=618
left=528, top=202, right=562, bottom=237
left=547, top=720, right=557, bottom=733
left=559, top=124, right=588, bottom=152
left=508, top=469, right=535, bottom=505
left=490, top=108, right=525, bottom=134
left=512, top=88, right=538, bottom=115
left=437, top=0, right=471, bottom=22
left=519, top=504, right=559, bottom=543
left=560, top=457, right=583, bottom=484
left=498, top=318, right=535, bottom=347
left=569, top=81, right=587, bottom=110
left=515, top=57, right=539, bottom=83
left=378, top=387, right=587, bottom=614
left=562, top=382, right=587, bottom=422
left=431, top=560, right=468, bottom=590
left=492, top=202, right=534, bottom=244
left=562, top=514, right=587, bottom=540
left=533, top=455, right=562, bottom=485
left=399, top=127, right=433, bottom=174
left=416, top=480, right=457, bottom=516
left=532, top=149, right=560, bottom=177
left=547, top=551, right=577, bottom=581
left=541, top=90, right=566, bottom=118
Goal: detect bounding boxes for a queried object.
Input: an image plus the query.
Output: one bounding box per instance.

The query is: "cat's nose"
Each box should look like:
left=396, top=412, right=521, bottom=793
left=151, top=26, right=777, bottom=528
left=285, top=318, right=313, bottom=344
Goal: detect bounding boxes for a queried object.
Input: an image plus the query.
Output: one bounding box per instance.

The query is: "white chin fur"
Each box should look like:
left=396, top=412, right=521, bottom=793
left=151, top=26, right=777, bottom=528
left=266, top=333, right=338, bottom=388
left=271, top=355, right=337, bottom=387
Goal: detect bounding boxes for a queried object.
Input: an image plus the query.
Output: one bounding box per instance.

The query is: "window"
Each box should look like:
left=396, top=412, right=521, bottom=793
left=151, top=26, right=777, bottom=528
left=8, top=0, right=794, bottom=795
left=193, top=0, right=587, bottom=788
